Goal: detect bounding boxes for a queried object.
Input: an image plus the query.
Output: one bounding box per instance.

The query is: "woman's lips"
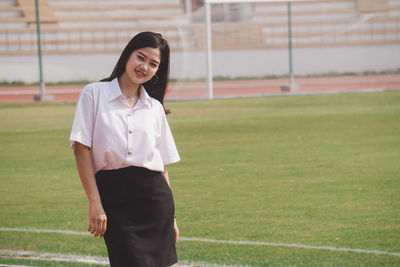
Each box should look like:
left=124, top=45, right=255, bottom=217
left=135, top=70, right=145, bottom=78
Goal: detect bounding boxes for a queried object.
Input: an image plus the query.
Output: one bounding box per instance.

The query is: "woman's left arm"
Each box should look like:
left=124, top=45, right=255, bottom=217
left=163, top=166, right=179, bottom=245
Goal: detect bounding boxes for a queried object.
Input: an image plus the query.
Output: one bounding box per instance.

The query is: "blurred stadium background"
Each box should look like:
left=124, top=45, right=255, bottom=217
left=0, top=0, right=400, bottom=100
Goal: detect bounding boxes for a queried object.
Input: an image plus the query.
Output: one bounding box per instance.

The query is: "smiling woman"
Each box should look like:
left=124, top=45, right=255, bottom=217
left=118, top=47, right=161, bottom=107
left=101, top=31, right=171, bottom=113
left=70, top=32, right=179, bottom=267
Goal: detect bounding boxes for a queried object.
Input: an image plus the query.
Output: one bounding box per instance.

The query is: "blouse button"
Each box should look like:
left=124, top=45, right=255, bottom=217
left=128, top=150, right=133, bottom=155
left=129, top=129, right=133, bottom=134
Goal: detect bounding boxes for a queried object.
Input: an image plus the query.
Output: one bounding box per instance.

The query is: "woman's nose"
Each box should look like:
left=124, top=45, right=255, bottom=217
left=140, top=63, right=148, bottom=71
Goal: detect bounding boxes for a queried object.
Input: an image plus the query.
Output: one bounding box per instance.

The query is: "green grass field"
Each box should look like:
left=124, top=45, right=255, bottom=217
left=1, top=91, right=400, bottom=266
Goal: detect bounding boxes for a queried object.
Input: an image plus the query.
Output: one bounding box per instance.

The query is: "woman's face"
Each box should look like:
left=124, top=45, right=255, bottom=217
left=124, top=47, right=161, bottom=86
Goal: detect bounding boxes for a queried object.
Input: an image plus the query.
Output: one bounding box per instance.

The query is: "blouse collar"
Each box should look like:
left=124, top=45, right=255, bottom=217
left=108, top=78, right=152, bottom=109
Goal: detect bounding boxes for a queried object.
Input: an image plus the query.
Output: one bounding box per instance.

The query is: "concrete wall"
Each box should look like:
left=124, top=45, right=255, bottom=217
left=1, top=44, right=399, bottom=83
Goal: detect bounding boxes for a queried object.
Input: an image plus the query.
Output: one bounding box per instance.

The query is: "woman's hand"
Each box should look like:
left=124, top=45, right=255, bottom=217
left=74, top=142, right=107, bottom=238
left=88, top=201, right=107, bottom=238
left=174, top=218, right=179, bottom=244
left=163, top=166, right=179, bottom=244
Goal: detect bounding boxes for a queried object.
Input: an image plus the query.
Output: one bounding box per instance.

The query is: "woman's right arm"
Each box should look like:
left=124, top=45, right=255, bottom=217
left=74, top=141, right=107, bottom=238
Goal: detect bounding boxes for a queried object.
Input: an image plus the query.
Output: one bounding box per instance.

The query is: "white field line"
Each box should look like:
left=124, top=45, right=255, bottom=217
left=0, top=250, right=245, bottom=267
left=0, top=249, right=109, bottom=265
left=180, top=237, right=400, bottom=257
left=0, top=228, right=90, bottom=236
left=0, top=264, right=38, bottom=267
left=1, top=227, right=399, bottom=257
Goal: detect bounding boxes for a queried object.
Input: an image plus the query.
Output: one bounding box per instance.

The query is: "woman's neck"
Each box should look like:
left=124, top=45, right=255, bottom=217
left=118, top=74, right=140, bottom=99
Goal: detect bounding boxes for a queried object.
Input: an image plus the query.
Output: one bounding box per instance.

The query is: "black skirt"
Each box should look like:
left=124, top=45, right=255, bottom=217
left=95, top=166, right=177, bottom=267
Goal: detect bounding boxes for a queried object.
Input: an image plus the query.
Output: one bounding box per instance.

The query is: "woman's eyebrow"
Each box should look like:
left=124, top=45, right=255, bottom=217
left=138, top=51, right=160, bottom=65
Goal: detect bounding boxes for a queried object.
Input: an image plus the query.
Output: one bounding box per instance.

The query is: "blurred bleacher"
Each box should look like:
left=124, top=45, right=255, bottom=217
left=0, top=0, right=399, bottom=54
left=0, top=0, right=197, bottom=54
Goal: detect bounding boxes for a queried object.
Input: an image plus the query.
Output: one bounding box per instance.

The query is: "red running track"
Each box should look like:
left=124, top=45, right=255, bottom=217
left=0, top=74, right=399, bottom=103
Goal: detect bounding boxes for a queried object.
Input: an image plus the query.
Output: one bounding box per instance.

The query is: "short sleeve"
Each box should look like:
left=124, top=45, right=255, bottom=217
left=157, top=110, right=180, bottom=165
left=69, top=85, right=94, bottom=149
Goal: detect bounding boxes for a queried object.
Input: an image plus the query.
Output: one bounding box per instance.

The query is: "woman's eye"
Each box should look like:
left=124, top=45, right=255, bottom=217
left=151, top=64, right=157, bottom=68
left=138, top=56, right=144, bottom=60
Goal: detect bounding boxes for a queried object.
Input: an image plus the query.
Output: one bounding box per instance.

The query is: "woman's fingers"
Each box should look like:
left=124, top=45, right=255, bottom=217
left=93, top=220, right=101, bottom=237
left=174, top=219, right=179, bottom=245
left=174, top=229, right=179, bottom=244
left=88, top=203, right=107, bottom=238
left=93, top=216, right=107, bottom=237
left=88, top=218, right=95, bottom=234
left=88, top=220, right=100, bottom=237
left=99, top=217, right=107, bottom=238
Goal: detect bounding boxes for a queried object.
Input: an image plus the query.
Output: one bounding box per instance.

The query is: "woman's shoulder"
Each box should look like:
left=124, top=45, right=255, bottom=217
left=82, top=80, right=110, bottom=92
left=147, top=96, right=165, bottom=114
left=141, top=87, right=163, bottom=112
left=79, top=80, right=112, bottom=100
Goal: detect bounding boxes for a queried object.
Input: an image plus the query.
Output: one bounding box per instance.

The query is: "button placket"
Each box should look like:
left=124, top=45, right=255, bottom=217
left=127, top=111, right=134, bottom=155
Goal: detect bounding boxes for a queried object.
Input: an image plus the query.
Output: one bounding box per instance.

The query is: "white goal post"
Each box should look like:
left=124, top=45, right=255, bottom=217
left=204, top=0, right=320, bottom=99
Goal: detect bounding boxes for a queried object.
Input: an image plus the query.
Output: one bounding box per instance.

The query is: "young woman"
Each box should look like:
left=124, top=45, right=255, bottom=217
left=70, top=32, right=180, bottom=267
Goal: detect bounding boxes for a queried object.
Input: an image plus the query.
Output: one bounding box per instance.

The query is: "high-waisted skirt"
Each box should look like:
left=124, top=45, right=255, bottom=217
left=95, top=166, right=177, bottom=267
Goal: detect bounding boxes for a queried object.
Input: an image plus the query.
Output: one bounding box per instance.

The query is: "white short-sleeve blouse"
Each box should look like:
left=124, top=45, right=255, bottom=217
left=70, top=78, right=180, bottom=173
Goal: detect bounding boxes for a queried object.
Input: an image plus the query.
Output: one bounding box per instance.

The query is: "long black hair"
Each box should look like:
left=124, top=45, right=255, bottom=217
left=101, top=31, right=170, bottom=111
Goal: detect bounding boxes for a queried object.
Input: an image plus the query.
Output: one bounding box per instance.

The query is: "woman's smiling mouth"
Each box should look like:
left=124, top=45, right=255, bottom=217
left=135, top=70, right=146, bottom=78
